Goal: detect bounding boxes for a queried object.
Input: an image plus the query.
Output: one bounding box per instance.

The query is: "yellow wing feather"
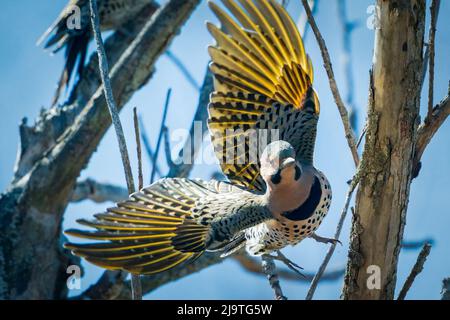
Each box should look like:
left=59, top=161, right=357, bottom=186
left=207, top=0, right=320, bottom=190
left=65, top=179, right=214, bottom=275
left=207, top=0, right=315, bottom=107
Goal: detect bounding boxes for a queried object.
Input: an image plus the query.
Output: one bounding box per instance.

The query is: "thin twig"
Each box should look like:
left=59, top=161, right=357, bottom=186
left=305, top=174, right=360, bottom=300
left=337, top=0, right=358, bottom=133
left=139, top=116, right=163, bottom=177
left=72, top=0, right=202, bottom=300
left=421, top=44, right=430, bottom=91
left=301, top=0, right=359, bottom=167
left=167, top=68, right=213, bottom=178
left=150, top=88, right=172, bottom=183
left=356, top=126, right=367, bottom=149
left=89, top=0, right=135, bottom=194
left=426, top=0, right=440, bottom=122
left=233, top=254, right=344, bottom=282
left=165, top=51, right=200, bottom=91
left=134, top=108, right=144, bottom=191
left=163, top=126, right=174, bottom=167
left=420, top=0, right=441, bottom=92
left=397, top=243, right=432, bottom=300
left=261, top=255, right=287, bottom=300
left=131, top=107, right=144, bottom=300
left=89, top=0, right=139, bottom=300
left=413, top=90, right=450, bottom=178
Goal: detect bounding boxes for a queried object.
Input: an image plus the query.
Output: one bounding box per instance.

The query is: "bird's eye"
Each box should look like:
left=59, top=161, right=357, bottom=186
left=271, top=170, right=282, bottom=184
left=294, top=165, right=302, bottom=180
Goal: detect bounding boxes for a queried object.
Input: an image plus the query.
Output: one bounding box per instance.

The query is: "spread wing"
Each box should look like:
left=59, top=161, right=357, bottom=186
left=65, top=178, right=243, bottom=275
left=207, top=0, right=320, bottom=192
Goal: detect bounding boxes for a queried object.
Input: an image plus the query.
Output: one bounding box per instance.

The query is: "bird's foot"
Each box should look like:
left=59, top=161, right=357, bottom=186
left=310, top=233, right=342, bottom=246
left=265, top=251, right=305, bottom=278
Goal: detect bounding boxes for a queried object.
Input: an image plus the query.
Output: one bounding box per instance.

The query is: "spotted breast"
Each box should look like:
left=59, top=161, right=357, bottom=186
left=245, top=170, right=332, bottom=255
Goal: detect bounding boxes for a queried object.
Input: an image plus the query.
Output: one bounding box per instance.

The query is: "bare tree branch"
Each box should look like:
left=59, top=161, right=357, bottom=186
left=151, top=89, right=172, bottom=183
left=306, top=174, right=360, bottom=300
left=89, top=0, right=141, bottom=300
left=301, top=0, right=359, bottom=167
left=420, top=0, right=441, bottom=92
left=139, top=116, right=163, bottom=177
left=132, top=107, right=144, bottom=300
left=262, top=255, right=287, bottom=300
left=71, top=179, right=128, bottom=203
left=13, top=3, right=159, bottom=183
left=233, top=254, right=344, bottom=282
left=441, top=278, right=450, bottom=300
left=426, top=0, right=440, bottom=121
left=413, top=90, right=450, bottom=178
left=397, top=243, right=432, bottom=300
left=165, top=51, right=200, bottom=91
left=102, top=252, right=225, bottom=300
left=167, top=69, right=213, bottom=178
left=0, top=0, right=200, bottom=300
left=163, top=126, right=174, bottom=168
left=89, top=0, right=135, bottom=194
left=337, top=0, right=358, bottom=132
left=297, top=0, right=317, bottom=39
left=134, top=108, right=144, bottom=191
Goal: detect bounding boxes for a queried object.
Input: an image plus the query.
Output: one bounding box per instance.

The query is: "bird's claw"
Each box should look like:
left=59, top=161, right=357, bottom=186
left=266, top=251, right=305, bottom=278
left=311, top=233, right=342, bottom=246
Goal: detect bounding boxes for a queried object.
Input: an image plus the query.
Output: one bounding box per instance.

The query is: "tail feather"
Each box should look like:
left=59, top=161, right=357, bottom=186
left=65, top=178, right=225, bottom=275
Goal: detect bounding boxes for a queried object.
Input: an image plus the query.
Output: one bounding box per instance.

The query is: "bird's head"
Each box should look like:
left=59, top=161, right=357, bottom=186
left=260, top=141, right=302, bottom=190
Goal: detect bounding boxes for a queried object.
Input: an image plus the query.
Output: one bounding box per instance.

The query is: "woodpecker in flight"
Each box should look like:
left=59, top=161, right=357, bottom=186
left=65, top=0, right=335, bottom=275
left=37, top=0, right=157, bottom=106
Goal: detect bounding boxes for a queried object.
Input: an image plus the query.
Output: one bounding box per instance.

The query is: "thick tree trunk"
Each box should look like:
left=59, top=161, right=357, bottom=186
left=342, top=0, right=425, bottom=300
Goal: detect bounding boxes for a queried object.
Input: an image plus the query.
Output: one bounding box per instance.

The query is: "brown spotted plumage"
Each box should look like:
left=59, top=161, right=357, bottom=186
left=65, top=0, right=333, bottom=276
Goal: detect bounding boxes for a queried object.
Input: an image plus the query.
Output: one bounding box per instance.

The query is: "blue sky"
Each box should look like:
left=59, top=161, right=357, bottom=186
left=0, top=0, right=449, bottom=299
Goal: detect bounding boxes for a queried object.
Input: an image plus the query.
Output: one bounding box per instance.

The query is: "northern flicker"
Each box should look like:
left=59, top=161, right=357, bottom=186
left=65, top=0, right=334, bottom=275
left=37, top=0, right=157, bottom=106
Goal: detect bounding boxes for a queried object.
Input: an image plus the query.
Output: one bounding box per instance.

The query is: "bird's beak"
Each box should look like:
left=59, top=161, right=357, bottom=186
left=280, top=157, right=296, bottom=169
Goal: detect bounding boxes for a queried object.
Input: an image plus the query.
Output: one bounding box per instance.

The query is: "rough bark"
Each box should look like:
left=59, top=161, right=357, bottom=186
left=342, top=0, right=426, bottom=300
left=0, top=0, right=200, bottom=299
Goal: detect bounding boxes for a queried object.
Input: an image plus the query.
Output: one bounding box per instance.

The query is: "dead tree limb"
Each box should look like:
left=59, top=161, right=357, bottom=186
left=89, top=0, right=142, bottom=299
left=0, top=0, right=200, bottom=300
left=426, top=0, right=440, bottom=121
left=342, top=0, right=426, bottom=300
left=397, top=243, right=431, bottom=300
left=71, top=179, right=128, bottom=203
left=441, top=278, right=450, bottom=300
left=413, top=90, right=450, bottom=178
left=297, top=0, right=317, bottom=39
